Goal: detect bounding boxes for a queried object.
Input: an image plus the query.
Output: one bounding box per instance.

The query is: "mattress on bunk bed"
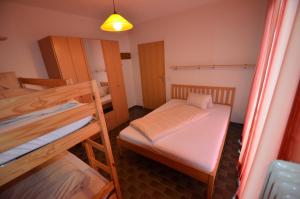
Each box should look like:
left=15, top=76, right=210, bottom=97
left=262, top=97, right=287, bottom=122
left=119, top=99, right=231, bottom=173
left=0, top=100, right=93, bottom=165
left=0, top=152, right=111, bottom=199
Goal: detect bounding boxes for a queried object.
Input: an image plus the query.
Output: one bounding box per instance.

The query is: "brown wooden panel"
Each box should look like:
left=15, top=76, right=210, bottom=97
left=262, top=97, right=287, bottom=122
left=38, top=37, right=61, bottom=79
left=67, top=38, right=91, bottom=82
left=101, top=40, right=129, bottom=125
left=18, top=78, right=68, bottom=88
left=67, top=37, right=92, bottom=102
left=138, top=41, right=166, bottom=109
left=51, top=36, right=78, bottom=83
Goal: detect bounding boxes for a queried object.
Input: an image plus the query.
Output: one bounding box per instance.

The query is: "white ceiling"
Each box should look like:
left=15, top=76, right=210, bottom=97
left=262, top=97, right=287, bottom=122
left=5, top=0, right=218, bottom=24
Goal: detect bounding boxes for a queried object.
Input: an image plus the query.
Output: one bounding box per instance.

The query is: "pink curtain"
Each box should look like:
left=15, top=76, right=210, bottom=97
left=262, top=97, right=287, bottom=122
left=237, top=0, right=290, bottom=197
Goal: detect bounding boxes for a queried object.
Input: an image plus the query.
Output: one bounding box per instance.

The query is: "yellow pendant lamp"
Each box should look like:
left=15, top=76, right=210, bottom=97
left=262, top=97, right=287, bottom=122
left=101, top=0, right=133, bottom=32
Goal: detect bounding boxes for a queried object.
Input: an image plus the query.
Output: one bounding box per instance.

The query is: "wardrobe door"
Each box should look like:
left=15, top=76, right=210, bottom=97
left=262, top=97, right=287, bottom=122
left=51, top=37, right=77, bottom=82
left=101, top=40, right=129, bottom=124
left=67, top=38, right=92, bottom=102
left=67, top=38, right=91, bottom=83
left=38, top=37, right=61, bottom=79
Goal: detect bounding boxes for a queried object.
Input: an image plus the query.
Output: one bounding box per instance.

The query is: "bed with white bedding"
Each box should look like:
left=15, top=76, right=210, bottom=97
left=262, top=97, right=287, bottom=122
left=117, top=84, right=235, bottom=199
left=120, top=99, right=231, bottom=172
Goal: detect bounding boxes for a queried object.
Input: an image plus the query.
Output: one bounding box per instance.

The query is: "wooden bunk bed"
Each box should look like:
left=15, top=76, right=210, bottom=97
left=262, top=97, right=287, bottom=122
left=117, top=84, right=235, bottom=199
left=0, top=80, right=121, bottom=199
left=0, top=72, right=70, bottom=99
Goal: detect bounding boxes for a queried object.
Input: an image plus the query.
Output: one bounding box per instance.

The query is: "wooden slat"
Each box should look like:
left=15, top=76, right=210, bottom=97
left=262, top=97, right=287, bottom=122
left=91, top=158, right=111, bottom=174
left=171, top=84, right=235, bottom=106
left=0, top=81, right=93, bottom=120
left=18, top=78, right=68, bottom=88
left=0, top=121, right=101, bottom=186
left=0, top=103, right=96, bottom=152
left=83, top=141, right=97, bottom=170
left=86, top=139, right=105, bottom=152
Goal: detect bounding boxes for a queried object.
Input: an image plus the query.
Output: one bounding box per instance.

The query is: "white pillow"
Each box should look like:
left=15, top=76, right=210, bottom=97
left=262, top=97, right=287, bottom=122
left=187, top=93, right=213, bottom=109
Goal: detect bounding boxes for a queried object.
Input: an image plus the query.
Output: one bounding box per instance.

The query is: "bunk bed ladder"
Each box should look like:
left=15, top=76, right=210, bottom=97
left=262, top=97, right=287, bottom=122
left=83, top=81, right=122, bottom=199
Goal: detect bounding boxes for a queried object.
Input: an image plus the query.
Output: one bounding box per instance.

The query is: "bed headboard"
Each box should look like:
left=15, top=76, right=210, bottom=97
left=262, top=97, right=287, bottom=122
left=171, top=84, right=235, bottom=106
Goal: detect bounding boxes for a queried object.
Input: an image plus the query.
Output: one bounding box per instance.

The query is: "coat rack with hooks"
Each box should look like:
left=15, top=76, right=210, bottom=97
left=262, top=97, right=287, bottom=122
left=170, top=64, right=255, bottom=70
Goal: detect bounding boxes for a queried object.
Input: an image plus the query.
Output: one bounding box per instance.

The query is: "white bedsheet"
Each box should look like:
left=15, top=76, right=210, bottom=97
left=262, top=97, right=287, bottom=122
left=119, top=99, right=231, bottom=173
left=0, top=101, right=93, bottom=165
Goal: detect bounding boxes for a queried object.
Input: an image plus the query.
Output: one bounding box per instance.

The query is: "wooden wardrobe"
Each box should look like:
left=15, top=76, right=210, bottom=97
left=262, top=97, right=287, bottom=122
left=38, top=36, right=129, bottom=130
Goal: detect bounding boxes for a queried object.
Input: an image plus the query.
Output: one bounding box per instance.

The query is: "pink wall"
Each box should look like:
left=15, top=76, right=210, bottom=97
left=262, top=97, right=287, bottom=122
left=128, top=0, right=267, bottom=123
left=0, top=2, right=131, bottom=77
left=0, top=1, right=137, bottom=107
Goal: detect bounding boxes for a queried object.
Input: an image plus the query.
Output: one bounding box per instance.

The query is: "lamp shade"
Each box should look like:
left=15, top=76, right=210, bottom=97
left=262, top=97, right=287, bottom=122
left=100, top=13, right=133, bottom=32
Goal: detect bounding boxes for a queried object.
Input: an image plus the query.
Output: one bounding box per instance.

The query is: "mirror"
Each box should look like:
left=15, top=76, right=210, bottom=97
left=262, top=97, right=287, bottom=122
left=83, top=39, right=113, bottom=113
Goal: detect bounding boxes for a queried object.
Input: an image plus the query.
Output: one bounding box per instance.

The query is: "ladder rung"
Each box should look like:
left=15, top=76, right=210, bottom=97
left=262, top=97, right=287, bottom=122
left=86, top=139, right=105, bottom=152
left=91, top=158, right=111, bottom=174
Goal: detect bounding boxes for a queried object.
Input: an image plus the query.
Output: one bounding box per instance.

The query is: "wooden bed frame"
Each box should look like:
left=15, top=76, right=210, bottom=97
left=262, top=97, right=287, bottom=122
left=117, top=84, right=235, bottom=199
left=0, top=72, right=69, bottom=89
left=0, top=80, right=122, bottom=199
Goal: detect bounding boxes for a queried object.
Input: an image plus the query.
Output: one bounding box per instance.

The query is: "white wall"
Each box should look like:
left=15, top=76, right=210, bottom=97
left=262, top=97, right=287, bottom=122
left=0, top=1, right=136, bottom=107
left=129, top=0, right=267, bottom=123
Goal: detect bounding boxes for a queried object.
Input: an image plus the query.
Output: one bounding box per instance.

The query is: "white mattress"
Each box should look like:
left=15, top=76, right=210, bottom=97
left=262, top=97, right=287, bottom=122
left=119, top=99, right=231, bottom=173
left=0, top=101, right=93, bottom=165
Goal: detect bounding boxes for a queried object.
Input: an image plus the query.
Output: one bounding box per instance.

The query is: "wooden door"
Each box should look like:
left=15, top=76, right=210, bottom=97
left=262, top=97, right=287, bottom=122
left=101, top=40, right=129, bottom=125
left=138, top=41, right=166, bottom=109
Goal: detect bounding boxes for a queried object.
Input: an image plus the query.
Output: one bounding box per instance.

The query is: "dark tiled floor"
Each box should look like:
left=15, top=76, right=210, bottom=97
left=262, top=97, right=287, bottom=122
left=71, top=106, right=242, bottom=199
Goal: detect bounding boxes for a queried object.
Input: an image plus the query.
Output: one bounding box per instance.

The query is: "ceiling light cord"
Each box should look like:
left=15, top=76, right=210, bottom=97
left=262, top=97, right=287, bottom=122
left=112, top=0, right=117, bottom=14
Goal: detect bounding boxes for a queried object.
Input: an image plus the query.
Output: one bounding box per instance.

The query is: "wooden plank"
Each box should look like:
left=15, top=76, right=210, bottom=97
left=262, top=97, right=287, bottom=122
left=102, top=40, right=129, bottom=126
left=83, top=141, right=98, bottom=170
left=0, top=121, right=101, bottom=186
left=92, top=158, right=111, bottom=174
left=86, top=139, right=105, bottom=152
left=38, top=37, right=62, bottom=79
left=0, top=103, right=96, bottom=152
left=18, top=78, right=68, bottom=88
left=0, top=81, right=93, bottom=120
